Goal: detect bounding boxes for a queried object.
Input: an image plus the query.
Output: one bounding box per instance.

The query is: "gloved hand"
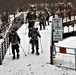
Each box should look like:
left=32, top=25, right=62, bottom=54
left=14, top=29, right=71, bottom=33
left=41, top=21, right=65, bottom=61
left=39, top=36, right=41, bottom=38
left=18, top=41, right=20, bottom=44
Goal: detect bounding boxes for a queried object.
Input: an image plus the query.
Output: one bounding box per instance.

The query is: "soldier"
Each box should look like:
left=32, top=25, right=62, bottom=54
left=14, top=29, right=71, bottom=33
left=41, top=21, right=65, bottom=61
left=38, top=11, right=46, bottom=30
left=29, top=27, right=41, bottom=55
left=9, top=29, right=20, bottom=59
left=26, top=11, right=37, bottom=28
left=26, top=10, right=37, bottom=37
left=44, top=7, right=50, bottom=25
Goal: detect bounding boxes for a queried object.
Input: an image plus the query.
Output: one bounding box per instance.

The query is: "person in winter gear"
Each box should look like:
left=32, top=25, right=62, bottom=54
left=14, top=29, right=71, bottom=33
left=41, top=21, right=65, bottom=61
left=38, top=11, right=46, bottom=30
left=26, top=11, right=37, bottom=28
left=44, top=8, right=50, bottom=25
left=26, top=11, right=37, bottom=37
left=9, top=29, right=20, bottom=59
left=29, top=27, right=41, bottom=55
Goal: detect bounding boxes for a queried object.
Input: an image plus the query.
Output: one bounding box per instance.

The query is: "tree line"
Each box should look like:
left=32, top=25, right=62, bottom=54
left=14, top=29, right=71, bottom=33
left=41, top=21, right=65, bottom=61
left=0, top=0, right=76, bottom=13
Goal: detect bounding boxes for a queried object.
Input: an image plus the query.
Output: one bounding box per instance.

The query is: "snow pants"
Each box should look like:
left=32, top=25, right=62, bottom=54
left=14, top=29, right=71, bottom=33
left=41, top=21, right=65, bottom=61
left=31, top=40, right=39, bottom=53
left=11, top=44, right=19, bottom=56
left=39, top=22, right=45, bottom=30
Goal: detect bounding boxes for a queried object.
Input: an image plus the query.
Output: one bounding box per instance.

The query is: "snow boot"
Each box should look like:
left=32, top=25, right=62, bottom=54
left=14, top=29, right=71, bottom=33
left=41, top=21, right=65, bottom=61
left=12, top=55, right=15, bottom=59
left=36, top=52, right=40, bottom=55
left=31, top=50, right=34, bottom=54
left=17, top=54, right=20, bottom=59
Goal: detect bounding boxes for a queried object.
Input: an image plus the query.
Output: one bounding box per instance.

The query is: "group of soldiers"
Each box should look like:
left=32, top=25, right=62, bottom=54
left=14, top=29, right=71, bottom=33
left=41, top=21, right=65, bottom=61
left=25, top=6, right=51, bottom=55
left=25, top=5, right=51, bottom=54
left=8, top=5, right=51, bottom=59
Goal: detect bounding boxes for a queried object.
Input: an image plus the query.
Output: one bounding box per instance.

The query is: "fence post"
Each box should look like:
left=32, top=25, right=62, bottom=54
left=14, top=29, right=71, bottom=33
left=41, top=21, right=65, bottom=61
left=50, top=24, right=54, bottom=64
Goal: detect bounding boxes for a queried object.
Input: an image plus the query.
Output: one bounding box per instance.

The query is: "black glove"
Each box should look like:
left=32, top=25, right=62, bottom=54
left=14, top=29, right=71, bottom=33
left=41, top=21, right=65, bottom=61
left=39, top=36, right=41, bottom=38
left=19, top=41, right=20, bottom=44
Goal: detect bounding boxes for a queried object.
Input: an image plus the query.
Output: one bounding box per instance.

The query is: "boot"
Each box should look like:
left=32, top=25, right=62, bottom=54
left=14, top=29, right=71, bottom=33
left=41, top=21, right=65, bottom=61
left=36, top=51, right=40, bottom=55
left=31, top=50, right=34, bottom=54
left=12, top=55, right=15, bottom=59
left=17, top=53, right=20, bottom=59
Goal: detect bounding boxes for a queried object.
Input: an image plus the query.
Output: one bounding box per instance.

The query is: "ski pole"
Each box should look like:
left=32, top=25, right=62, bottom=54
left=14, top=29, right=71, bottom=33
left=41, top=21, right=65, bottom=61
left=20, top=44, right=27, bottom=56
left=40, top=38, right=43, bottom=53
left=9, top=44, right=11, bottom=55
left=25, top=24, right=27, bottom=34
left=28, top=39, right=30, bottom=54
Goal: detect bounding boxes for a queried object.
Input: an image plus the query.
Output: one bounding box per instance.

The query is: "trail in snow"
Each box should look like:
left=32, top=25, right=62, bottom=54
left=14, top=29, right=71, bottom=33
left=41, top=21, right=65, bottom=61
left=0, top=17, right=76, bottom=75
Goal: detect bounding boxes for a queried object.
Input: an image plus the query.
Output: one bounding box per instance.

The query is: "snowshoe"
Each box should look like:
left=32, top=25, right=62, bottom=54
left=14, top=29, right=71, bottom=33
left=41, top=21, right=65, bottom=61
left=36, top=52, right=40, bottom=55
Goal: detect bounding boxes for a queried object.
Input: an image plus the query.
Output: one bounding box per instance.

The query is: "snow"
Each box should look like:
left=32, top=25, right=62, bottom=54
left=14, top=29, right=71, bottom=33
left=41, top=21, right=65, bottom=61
left=0, top=16, right=76, bottom=75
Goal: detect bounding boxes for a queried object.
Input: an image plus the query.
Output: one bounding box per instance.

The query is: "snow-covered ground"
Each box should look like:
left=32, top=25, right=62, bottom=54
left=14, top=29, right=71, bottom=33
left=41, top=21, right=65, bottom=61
left=0, top=16, right=76, bottom=75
